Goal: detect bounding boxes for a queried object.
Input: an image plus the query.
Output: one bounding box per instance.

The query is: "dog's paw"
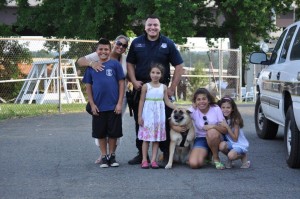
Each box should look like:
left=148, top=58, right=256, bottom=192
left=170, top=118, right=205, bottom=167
left=184, top=142, right=189, bottom=147
left=187, top=135, right=194, bottom=142
left=165, top=164, right=172, bottom=169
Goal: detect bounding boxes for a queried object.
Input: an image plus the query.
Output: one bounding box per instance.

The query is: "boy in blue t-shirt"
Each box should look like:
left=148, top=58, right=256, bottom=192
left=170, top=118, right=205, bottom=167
left=82, top=38, right=125, bottom=168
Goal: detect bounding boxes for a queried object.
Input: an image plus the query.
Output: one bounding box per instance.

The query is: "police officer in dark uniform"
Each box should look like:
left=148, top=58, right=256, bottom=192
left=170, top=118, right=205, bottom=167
left=127, top=15, right=184, bottom=167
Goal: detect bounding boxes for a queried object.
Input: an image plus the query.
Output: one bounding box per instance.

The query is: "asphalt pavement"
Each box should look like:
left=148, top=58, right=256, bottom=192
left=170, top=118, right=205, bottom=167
left=0, top=104, right=300, bottom=199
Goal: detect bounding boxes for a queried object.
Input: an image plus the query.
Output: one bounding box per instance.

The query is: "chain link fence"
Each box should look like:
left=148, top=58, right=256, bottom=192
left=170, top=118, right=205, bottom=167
left=0, top=37, right=97, bottom=119
left=0, top=37, right=241, bottom=119
left=177, top=46, right=242, bottom=102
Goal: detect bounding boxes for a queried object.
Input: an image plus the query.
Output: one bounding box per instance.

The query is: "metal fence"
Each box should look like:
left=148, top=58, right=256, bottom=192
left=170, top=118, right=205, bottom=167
left=177, top=46, right=242, bottom=102
left=0, top=37, right=242, bottom=118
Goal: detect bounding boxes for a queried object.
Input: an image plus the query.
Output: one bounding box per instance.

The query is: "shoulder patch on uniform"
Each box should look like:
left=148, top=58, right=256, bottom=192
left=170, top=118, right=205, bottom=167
left=161, top=43, right=167, bottom=48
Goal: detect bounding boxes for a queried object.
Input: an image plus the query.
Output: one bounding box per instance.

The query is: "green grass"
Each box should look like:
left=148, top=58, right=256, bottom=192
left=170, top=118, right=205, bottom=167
left=0, top=103, right=86, bottom=120
left=174, top=99, right=192, bottom=105
left=0, top=99, right=254, bottom=121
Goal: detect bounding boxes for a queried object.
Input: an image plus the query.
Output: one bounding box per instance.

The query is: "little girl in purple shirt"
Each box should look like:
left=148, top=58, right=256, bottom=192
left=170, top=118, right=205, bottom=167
left=188, top=88, right=227, bottom=169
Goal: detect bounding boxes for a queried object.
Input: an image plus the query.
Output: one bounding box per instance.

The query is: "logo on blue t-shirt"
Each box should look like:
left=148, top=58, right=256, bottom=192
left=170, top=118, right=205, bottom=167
left=106, top=69, right=113, bottom=76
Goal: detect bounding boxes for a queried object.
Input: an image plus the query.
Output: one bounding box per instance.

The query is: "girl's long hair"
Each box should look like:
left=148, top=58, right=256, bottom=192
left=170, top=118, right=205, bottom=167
left=218, top=96, right=244, bottom=128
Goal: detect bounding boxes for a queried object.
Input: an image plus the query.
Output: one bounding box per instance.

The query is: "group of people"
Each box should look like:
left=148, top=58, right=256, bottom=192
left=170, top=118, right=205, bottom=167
left=77, top=15, right=250, bottom=170
left=186, top=88, right=250, bottom=169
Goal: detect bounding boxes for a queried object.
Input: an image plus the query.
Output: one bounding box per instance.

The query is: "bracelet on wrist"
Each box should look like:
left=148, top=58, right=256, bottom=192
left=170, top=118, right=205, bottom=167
left=89, top=61, right=94, bottom=67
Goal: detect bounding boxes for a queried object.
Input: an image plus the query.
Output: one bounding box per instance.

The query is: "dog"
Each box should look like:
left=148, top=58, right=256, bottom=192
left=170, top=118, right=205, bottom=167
left=165, top=108, right=195, bottom=169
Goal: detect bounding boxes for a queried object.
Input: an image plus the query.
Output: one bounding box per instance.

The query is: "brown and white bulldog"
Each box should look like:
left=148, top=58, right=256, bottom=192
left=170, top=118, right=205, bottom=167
left=165, top=108, right=195, bottom=169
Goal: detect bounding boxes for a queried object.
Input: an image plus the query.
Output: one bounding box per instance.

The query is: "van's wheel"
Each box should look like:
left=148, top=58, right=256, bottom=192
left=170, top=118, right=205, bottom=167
left=284, top=106, right=300, bottom=168
left=254, top=96, right=278, bottom=139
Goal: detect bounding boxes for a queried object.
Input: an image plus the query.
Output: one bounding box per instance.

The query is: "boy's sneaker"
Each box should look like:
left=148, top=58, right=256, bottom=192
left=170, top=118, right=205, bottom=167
left=109, top=153, right=119, bottom=167
left=99, top=155, right=109, bottom=168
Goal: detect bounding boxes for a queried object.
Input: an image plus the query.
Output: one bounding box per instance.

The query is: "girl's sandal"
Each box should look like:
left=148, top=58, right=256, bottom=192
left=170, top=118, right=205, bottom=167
left=214, top=161, right=225, bottom=170
left=151, top=161, right=159, bottom=169
left=141, top=161, right=149, bottom=169
left=240, top=161, right=250, bottom=169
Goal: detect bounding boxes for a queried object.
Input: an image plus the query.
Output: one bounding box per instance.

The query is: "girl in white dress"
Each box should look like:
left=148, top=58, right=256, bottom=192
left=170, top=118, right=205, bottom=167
left=138, top=63, right=176, bottom=169
left=218, top=96, right=250, bottom=169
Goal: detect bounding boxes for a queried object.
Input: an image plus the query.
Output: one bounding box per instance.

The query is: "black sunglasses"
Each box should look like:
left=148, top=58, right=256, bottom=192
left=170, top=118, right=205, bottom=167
left=203, top=116, right=208, bottom=125
left=116, top=40, right=128, bottom=48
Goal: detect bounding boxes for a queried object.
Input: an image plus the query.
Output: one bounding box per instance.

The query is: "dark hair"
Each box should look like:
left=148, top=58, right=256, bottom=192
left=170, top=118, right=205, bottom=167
left=97, top=38, right=111, bottom=50
left=218, top=96, right=244, bottom=128
left=192, top=88, right=217, bottom=106
left=146, top=14, right=160, bottom=21
left=149, top=63, right=164, bottom=82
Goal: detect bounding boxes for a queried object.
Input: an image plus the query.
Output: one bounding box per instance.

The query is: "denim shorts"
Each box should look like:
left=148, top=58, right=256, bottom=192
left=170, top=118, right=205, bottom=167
left=226, top=141, right=246, bottom=155
left=193, top=137, right=210, bottom=150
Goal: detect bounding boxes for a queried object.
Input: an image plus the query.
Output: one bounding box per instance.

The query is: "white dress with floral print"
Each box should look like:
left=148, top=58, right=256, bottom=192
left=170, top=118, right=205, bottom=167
left=138, top=83, right=166, bottom=141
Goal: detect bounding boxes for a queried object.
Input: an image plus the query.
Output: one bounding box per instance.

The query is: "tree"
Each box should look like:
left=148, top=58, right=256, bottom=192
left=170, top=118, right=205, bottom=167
left=14, top=0, right=295, bottom=44
left=15, top=0, right=135, bottom=40
left=0, top=24, right=17, bottom=36
left=14, top=0, right=211, bottom=43
left=188, top=61, right=209, bottom=96
left=122, top=0, right=211, bottom=43
left=0, top=0, right=6, bottom=9
left=32, top=49, right=52, bottom=58
left=0, top=40, right=32, bottom=99
left=13, top=0, right=295, bottom=87
left=205, top=0, right=293, bottom=86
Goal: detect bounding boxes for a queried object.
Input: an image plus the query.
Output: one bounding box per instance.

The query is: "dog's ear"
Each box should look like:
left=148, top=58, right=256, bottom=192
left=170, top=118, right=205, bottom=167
left=186, top=109, right=192, bottom=114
